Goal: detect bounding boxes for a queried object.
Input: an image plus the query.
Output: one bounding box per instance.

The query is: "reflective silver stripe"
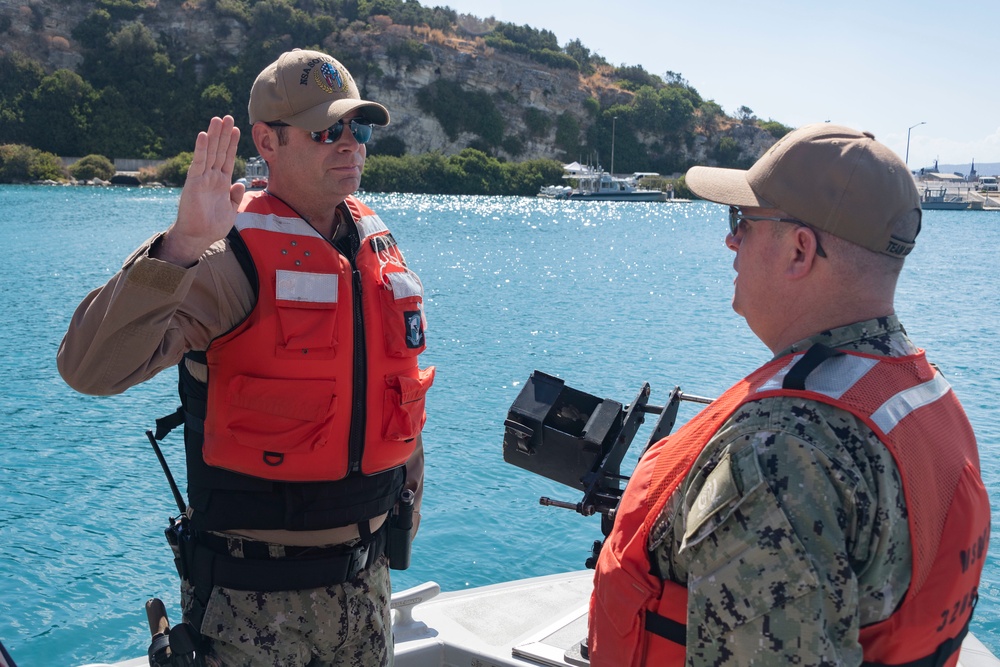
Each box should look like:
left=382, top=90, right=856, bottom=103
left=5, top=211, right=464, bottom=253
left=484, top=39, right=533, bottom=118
left=870, top=371, right=951, bottom=434
left=757, top=353, right=878, bottom=399
left=236, top=211, right=323, bottom=239
left=275, top=270, right=338, bottom=303
left=757, top=355, right=804, bottom=393
left=358, top=213, right=388, bottom=241
left=386, top=270, right=423, bottom=300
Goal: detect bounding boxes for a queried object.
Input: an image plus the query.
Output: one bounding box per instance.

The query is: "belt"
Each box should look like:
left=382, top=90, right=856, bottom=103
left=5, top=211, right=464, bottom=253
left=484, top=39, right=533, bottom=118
left=197, top=531, right=363, bottom=560
left=189, top=525, right=387, bottom=593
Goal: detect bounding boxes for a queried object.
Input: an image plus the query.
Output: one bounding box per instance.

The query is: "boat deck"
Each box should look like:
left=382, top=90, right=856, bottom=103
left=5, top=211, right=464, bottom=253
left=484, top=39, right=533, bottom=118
left=83, top=570, right=999, bottom=667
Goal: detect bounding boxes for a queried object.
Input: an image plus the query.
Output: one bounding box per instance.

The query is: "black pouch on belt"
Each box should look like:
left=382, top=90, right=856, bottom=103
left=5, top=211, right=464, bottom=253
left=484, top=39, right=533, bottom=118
left=387, top=488, right=415, bottom=570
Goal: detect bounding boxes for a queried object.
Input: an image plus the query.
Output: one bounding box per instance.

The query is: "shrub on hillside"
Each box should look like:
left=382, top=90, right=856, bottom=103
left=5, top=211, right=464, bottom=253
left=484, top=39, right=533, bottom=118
left=158, top=151, right=193, bottom=186
left=70, top=154, right=116, bottom=181
left=759, top=119, right=793, bottom=139
left=0, top=144, right=67, bottom=183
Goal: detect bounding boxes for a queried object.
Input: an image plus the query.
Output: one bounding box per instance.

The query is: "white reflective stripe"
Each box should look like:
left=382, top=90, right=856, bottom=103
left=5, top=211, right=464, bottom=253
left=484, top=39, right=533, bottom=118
left=756, top=353, right=878, bottom=399
left=871, top=371, right=951, bottom=434
left=386, top=270, right=423, bottom=300
left=236, top=211, right=323, bottom=239
left=757, top=355, right=804, bottom=393
left=804, top=354, right=879, bottom=399
left=275, top=270, right=338, bottom=303
left=358, top=213, right=388, bottom=240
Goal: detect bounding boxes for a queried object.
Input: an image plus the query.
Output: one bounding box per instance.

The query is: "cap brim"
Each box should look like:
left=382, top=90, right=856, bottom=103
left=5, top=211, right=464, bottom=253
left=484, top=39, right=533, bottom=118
left=685, top=166, right=772, bottom=208
left=284, top=99, right=390, bottom=131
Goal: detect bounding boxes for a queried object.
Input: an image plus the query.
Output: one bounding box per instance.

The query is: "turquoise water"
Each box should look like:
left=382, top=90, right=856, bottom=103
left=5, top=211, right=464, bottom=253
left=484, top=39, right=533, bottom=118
left=1, top=185, right=998, bottom=665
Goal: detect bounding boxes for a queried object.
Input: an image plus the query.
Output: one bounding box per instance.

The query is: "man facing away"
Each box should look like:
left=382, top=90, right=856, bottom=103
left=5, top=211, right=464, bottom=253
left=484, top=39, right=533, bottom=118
left=58, top=49, right=434, bottom=666
left=588, top=123, right=989, bottom=666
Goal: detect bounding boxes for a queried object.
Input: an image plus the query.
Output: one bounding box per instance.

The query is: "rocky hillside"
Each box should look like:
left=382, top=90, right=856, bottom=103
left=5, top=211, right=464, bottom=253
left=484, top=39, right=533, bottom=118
left=0, top=0, right=777, bottom=171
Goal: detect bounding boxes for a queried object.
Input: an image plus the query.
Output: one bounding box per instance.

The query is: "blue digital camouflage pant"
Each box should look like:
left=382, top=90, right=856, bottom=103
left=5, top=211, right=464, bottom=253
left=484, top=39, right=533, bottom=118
left=181, top=553, right=392, bottom=667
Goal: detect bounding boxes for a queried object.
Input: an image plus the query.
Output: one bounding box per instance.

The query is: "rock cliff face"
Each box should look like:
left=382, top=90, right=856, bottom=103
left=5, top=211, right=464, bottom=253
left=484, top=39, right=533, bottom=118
left=0, top=0, right=775, bottom=169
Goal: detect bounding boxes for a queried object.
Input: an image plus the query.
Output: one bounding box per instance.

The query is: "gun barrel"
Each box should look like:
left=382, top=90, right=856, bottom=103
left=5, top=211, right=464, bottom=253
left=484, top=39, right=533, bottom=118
left=679, top=392, right=714, bottom=405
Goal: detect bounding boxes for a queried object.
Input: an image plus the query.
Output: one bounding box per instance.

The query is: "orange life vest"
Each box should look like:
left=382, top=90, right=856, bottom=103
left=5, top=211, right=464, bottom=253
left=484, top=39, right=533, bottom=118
left=589, top=348, right=989, bottom=667
left=201, top=191, right=435, bottom=482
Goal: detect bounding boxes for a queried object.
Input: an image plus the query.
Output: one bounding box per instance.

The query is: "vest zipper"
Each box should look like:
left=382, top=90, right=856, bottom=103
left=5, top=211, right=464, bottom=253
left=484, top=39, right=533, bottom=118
left=347, top=264, right=367, bottom=473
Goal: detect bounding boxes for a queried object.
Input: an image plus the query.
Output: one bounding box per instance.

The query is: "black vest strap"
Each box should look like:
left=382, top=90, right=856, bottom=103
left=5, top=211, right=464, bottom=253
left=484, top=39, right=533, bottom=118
left=782, top=343, right=845, bottom=391
left=644, top=610, right=686, bottom=645
left=153, top=407, right=185, bottom=441
left=226, top=225, right=258, bottom=300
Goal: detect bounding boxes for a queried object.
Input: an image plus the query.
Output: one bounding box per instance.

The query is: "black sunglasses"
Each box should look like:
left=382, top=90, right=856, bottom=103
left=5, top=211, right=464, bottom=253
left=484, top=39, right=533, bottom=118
left=266, top=119, right=374, bottom=145
left=728, top=206, right=827, bottom=258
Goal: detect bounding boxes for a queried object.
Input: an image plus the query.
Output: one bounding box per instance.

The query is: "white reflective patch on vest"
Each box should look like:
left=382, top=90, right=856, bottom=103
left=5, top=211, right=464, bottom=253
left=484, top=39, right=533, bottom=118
left=358, top=213, right=388, bottom=241
left=237, top=212, right=323, bottom=239
left=757, top=353, right=878, bottom=399
left=386, top=270, right=423, bottom=300
left=870, top=371, right=951, bottom=434
left=757, top=355, right=804, bottom=393
left=275, top=270, right=338, bottom=303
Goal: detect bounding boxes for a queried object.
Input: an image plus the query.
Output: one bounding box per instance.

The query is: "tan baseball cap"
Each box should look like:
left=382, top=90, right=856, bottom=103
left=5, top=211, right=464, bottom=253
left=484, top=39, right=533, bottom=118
left=686, top=123, right=921, bottom=258
left=248, top=49, right=389, bottom=131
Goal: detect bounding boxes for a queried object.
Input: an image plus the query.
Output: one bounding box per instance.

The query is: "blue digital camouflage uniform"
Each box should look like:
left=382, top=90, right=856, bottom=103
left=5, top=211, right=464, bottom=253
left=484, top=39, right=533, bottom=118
left=650, top=316, right=918, bottom=666
left=182, top=550, right=392, bottom=667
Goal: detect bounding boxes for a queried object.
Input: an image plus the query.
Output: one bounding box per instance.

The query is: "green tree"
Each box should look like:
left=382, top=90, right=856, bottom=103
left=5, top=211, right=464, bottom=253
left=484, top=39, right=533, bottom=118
left=564, top=38, right=591, bottom=72
left=523, top=108, right=550, bottom=138
left=416, top=79, right=504, bottom=148
left=699, top=99, right=724, bottom=133
left=157, top=151, right=194, bottom=186
left=0, top=52, right=46, bottom=145
left=554, top=112, right=581, bottom=159
left=634, top=85, right=696, bottom=139
left=385, top=38, right=431, bottom=72
left=712, top=136, right=743, bottom=167
left=21, top=70, right=98, bottom=156
left=736, top=105, right=756, bottom=123
left=500, top=157, right=564, bottom=196
left=0, top=144, right=66, bottom=182
left=70, top=154, right=116, bottom=181
left=70, top=8, right=113, bottom=50
left=89, top=87, right=163, bottom=158
left=614, top=64, right=660, bottom=89
left=445, top=148, right=503, bottom=194
left=76, top=21, right=177, bottom=153
left=759, top=119, right=793, bottom=139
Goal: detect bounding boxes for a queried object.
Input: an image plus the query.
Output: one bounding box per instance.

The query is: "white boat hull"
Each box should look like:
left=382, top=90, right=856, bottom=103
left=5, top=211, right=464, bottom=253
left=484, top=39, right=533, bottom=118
left=567, top=191, right=667, bottom=202
left=82, top=570, right=999, bottom=667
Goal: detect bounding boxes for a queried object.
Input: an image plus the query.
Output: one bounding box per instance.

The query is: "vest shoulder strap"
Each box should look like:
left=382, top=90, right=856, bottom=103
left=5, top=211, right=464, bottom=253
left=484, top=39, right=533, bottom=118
left=226, top=225, right=258, bottom=300
left=782, top=343, right=845, bottom=390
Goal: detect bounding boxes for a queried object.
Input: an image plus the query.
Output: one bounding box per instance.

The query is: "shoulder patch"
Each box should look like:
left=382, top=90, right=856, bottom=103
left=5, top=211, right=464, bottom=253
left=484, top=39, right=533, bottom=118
left=685, top=454, right=739, bottom=543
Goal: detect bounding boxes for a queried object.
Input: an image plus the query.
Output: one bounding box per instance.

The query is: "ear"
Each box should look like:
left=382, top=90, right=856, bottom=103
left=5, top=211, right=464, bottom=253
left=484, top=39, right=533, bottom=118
left=251, top=122, right=278, bottom=161
left=785, top=226, right=822, bottom=279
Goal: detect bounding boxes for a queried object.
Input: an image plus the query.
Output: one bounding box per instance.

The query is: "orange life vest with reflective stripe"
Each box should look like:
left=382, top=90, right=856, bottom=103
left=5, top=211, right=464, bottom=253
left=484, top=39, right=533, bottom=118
left=202, top=191, right=435, bottom=482
left=589, top=348, right=988, bottom=667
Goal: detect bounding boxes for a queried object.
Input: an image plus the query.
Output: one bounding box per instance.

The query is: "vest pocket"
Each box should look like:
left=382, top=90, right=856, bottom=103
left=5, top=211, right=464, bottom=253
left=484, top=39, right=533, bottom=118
left=592, top=549, right=654, bottom=667
left=274, top=270, right=339, bottom=356
left=382, top=366, right=435, bottom=441
left=223, top=375, right=338, bottom=455
left=378, top=269, right=426, bottom=357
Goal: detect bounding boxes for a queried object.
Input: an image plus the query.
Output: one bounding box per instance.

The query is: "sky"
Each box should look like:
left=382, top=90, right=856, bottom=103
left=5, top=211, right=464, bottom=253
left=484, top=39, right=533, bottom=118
left=436, top=0, right=1000, bottom=171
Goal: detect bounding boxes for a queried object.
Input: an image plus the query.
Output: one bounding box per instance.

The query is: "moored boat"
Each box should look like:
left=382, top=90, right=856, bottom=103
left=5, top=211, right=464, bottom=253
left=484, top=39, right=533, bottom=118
left=921, top=186, right=971, bottom=210
left=538, top=162, right=671, bottom=202
left=236, top=156, right=268, bottom=191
